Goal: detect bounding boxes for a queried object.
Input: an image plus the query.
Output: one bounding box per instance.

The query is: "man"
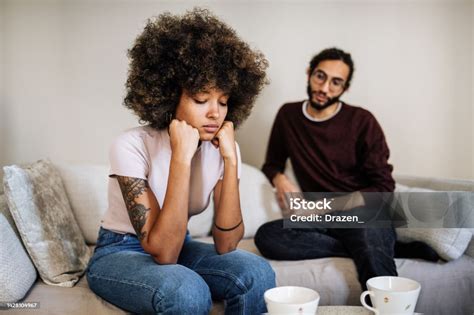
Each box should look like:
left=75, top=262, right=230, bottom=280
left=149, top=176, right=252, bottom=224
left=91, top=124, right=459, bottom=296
left=255, top=48, right=438, bottom=290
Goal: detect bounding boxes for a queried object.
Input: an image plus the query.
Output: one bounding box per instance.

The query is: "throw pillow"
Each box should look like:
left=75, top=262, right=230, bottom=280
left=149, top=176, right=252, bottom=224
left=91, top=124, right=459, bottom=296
left=0, top=196, right=37, bottom=302
left=3, top=160, right=91, bottom=287
left=465, top=237, right=474, bottom=258
left=394, top=184, right=472, bottom=260
left=55, top=163, right=109, bottom=244
left=239, top=163, right=282, bottom=238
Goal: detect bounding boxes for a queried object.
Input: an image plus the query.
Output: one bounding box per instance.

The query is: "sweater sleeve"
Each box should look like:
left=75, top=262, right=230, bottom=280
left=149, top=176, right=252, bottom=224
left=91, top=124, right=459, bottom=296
left=358, top=114, right=395, bottom=192
left=262, top=107, right=289, bottom=185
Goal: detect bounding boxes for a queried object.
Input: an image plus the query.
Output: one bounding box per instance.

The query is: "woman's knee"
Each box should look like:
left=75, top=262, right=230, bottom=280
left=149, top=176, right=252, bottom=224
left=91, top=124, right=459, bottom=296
left=251, top=255, right=276, bottom=290
left=227, top=251, right=276, bottom=295
left=154, top=268, right=212, bottom=314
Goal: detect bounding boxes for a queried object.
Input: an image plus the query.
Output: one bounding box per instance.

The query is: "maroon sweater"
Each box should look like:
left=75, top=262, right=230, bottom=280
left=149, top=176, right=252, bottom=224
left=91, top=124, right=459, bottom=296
left=262, top=101, right=395, bottom=192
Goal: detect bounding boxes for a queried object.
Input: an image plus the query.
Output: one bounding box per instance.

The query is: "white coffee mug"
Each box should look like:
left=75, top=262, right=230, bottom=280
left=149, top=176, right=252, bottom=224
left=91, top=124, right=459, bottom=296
left=264, top=286, right=320, bottom=315
left=360, top=276, right=421, bottom=315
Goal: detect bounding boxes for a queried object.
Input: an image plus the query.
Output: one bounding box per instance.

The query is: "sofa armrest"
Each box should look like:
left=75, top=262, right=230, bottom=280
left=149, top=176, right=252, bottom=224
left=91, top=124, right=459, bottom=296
left=394, top=175, right=474, bottom=192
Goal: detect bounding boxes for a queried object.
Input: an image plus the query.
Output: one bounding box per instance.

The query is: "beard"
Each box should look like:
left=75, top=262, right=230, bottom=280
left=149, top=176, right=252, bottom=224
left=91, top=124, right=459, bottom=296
left=306, top=84, right=342, bottom=110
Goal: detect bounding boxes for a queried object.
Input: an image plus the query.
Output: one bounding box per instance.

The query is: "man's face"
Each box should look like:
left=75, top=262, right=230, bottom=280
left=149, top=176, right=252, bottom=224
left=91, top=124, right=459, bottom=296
left=307, top=60, right=350, bottom=110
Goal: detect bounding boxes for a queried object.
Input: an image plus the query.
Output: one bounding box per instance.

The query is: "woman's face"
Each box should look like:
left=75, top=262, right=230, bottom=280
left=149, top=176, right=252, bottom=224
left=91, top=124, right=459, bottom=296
left=175, top=88, right=229, bottom=141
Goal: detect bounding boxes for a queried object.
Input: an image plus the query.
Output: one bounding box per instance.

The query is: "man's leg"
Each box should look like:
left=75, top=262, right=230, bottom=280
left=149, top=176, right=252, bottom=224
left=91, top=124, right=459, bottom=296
left=329, top=227, right=398, bottom=290
left=178, top=238, right=276, bottom=315
left=254, top=219, right=349, bottom=260
left=395, top=241, right=440, bottom=261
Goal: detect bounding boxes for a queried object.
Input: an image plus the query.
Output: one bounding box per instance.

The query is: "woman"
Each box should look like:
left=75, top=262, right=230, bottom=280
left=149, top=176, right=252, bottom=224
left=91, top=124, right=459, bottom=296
left=86, top=8, right=275, bottom=315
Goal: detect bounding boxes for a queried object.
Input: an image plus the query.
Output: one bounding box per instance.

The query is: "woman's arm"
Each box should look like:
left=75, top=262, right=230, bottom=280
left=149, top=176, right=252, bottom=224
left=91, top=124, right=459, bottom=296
left=116, top=120, right=199, bottom=264
left=211, top=122, right=244, bottom=254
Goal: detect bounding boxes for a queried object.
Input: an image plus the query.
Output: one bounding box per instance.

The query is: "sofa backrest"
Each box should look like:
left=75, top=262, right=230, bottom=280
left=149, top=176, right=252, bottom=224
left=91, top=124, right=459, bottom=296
left=50, top=162, right=474, bottom=245
left=54, top=162, right=281, bottom=244
left=394, top=175, right=473, bottom=192
left=55, top=163, right=109, bottom=245
left=284, top=159, right=474, bottom=192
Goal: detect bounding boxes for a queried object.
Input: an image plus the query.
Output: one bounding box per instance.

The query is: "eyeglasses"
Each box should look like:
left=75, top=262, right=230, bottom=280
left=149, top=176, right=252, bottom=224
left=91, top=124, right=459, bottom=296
left=310, top=70, right=346, bottom=93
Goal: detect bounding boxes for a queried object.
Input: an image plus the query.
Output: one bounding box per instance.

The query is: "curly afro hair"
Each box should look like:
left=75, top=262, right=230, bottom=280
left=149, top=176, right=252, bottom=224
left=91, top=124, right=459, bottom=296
left=124, top=8, right=269, bottom=130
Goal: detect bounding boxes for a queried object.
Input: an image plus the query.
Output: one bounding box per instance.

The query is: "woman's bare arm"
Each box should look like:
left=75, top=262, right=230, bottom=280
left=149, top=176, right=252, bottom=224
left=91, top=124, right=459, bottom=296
left=115, top=120, right=199, bottom=264
left=212, top=160, right=244, bottom=254
left=210, top=121, right=244, bottom=253
left=116, top=158, right=191, bottom=264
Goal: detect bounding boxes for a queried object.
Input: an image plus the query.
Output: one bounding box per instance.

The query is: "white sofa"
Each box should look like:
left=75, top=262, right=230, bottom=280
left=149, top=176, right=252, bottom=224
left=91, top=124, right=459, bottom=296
left=1, top=162, right=473, bottom=315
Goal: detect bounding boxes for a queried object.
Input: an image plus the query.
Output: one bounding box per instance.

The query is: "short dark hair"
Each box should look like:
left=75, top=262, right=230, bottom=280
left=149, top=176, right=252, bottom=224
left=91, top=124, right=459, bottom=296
left=124, top=8, right=268, bottom=130
left=309, top=48, right=354, bottom=89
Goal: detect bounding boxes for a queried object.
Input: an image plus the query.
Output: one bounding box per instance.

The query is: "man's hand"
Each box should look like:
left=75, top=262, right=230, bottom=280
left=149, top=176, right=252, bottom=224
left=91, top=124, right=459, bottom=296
left=169, top=119, right=200, bottom=163
left=212, top=121, right=237, bottom=163
left=272, top=173, right=301, bottom=211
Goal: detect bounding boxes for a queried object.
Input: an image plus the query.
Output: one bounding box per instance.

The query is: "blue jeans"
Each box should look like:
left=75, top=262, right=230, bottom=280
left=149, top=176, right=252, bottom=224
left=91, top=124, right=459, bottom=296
left=86, top=227, right=275, bottom=315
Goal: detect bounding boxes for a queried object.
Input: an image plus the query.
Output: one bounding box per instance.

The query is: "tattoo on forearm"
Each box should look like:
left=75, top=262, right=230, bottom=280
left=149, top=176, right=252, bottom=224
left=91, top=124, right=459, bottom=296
left=116, top=176, right=150, bottom=241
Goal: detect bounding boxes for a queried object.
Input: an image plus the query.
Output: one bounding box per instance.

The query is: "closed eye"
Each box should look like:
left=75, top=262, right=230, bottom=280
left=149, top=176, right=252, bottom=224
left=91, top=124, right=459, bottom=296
left=194, top=99, right=207, bottom=104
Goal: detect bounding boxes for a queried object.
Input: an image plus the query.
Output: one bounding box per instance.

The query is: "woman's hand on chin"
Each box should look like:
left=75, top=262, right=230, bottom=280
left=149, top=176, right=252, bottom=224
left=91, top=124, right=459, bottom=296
left=169, top=119, right=200, bottom=163
left=212, top=121, right=237, bottom=163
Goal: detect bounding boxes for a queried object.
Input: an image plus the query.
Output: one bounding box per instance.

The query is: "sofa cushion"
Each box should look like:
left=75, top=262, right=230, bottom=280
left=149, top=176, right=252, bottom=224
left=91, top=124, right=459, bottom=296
left=55, top=163, right=216, bottom=240
left=188, top=206, right=214, bottom=238
left=465, top=240, right=474, bottom=258
left=55, top=164, right=109, bottom=244
left=59, top=162, right=281, bottom=241
left=0, top=194, right=37, bottom=302
left=0, top=211, right=37, bottom=302
left=3, top=160, right=91, bottom=287
left=190, top=163, right=282, bottom=238
left=13, top=273, right=128, bottom=315
left=397, top=228, right=471, bottom=261
left=0, top=194, right=20, bottom=239
left=15, top=276, right=225, bottom=315
left=394, top=184, right=472, bottom=260
left=239, top=164, right=282, bottom=238
left=12, top=245, right=225, bottom=315
left=200, top=163, right=282, bottom=238
left=395, top=176, right=474, bottom=259
left=395, top=175, right=474, bottom=192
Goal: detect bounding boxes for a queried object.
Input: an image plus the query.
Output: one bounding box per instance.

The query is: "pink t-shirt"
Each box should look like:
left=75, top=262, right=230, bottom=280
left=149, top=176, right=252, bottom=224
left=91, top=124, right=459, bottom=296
left=101, top=126, right=241, bottom=235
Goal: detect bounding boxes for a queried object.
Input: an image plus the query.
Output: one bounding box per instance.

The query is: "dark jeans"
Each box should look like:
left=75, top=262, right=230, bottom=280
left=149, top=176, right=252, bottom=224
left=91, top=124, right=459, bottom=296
left=254, top=219, right=398, bottom=290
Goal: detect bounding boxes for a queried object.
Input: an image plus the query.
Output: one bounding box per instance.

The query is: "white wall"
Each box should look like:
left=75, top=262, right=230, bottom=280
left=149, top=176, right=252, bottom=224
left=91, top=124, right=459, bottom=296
left=472, top=0, right=474, bottom=178
left=1, top=0, right=473, bottom=182
left=1, top=0, right=5, bottom=175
